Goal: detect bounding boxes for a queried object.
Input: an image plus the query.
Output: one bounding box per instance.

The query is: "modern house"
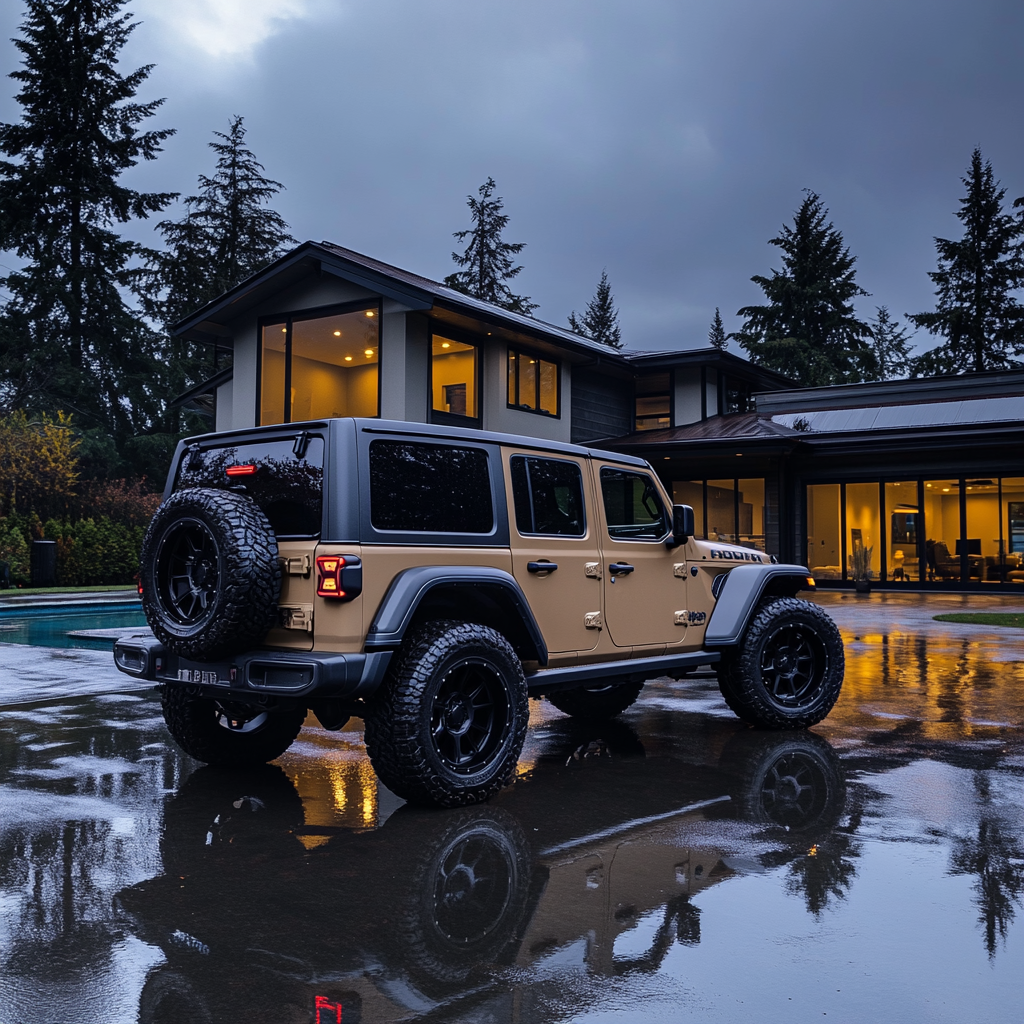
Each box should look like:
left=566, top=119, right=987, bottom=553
left=171, top=240, right=1024, bottom=591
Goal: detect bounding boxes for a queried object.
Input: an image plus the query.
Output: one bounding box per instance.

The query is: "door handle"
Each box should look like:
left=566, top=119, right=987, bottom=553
left=527, top=561, right=558, bottom=573
left=608, top=562, right=635, bottom=575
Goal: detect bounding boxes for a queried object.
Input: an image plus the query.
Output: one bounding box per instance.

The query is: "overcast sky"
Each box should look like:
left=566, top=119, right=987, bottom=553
left=2, top=0, right=1023, bottom=354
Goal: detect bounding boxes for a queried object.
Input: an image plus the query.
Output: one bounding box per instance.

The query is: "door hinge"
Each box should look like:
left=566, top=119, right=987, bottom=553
left=279, top=604, right=313, bottom=632
left=673, top=609, right=689, bottom=626
left=584, top=562, right=602, bottom=579
left=584, top=611, right=603, bottom=630
left=673, top=563, right=687, bottom=578
left=281, top=554, right=312, bottom=577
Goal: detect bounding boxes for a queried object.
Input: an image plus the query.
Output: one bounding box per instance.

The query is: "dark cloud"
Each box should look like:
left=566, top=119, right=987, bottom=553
left=2, top=0, right=1022, bottom=352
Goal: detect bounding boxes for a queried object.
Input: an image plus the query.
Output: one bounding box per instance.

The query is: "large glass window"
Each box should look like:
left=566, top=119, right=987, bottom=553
left=1003, top=478, right=1024, bottom=585
left=923, top=480, right=962, bottom=582
left=806, top=484, right=842, bottom=580
left=368, top=440, right=493, bottom=534
left=508, top=348, right=559, bottom=416
left=260, top=306, right=379, bottom=425
left=510, top=456, right=585, bottom=536
left=964, top=478, right=1000, bottom=582
left=846, top=482, right=881, bottom=581
left=600, top=469, right=668, bottom=540
left=635, top=373, right=671, bottom=431
left=431, top=335, right=478, bottom=419
left=707, top=479, right=737, bottom=544
left=738, top=478, right=766, bottom=552
left=885, top=481, right=919, bottom=582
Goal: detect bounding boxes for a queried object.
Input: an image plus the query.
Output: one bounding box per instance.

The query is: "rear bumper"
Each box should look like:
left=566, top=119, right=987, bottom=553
left=113, top=635, right=392, bottom=701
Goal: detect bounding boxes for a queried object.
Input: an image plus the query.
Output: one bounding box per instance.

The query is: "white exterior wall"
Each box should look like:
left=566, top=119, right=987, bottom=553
left=674, top=371, right=703, bottom=425
left=704, top=368, right=719, bottom=418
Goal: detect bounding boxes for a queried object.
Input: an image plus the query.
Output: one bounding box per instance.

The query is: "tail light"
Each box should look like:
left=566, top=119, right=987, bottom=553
left=226, top=464, right=257, bottom=477
left=316, top=555, right=362, bottom=600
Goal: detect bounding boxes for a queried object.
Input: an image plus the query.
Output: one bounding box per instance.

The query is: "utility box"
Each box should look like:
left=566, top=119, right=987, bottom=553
left=30, top=540, right=57, bottom=588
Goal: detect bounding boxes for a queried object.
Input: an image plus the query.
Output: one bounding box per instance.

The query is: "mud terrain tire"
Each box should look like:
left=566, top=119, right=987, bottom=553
left=716, top=597, right=844, bottom=729
left=161, top=687, right=305, bottom=766
left=547, top=680, right=644, bottom=720
left=365, top=620, right=529, bottom=807
left=140, top=487, right=280, bottom=660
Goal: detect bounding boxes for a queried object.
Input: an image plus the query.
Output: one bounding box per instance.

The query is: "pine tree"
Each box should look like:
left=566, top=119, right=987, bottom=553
left=909, top=149, right=1024, bottom=374
left=143, top=116, right=294, bottom=329
left=568, top=270, right=622, bottom=349
left=444, top=177, right=537, bottom=315
left=868, top=306, right=914, bottom=380
left=708, top=307, right=727, bottom=350
left=0, top=0, right=175, bottom=439
left=732, top=191, right=875, bottom=386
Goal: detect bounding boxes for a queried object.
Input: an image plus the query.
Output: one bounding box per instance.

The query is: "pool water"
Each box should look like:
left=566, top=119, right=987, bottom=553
left=0, top=605, right=149, bottom=650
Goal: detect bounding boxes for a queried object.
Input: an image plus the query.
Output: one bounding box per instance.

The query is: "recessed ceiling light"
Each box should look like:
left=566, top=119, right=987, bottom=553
left=281, top=327, right=286, bottom=333
left=333, top=330, right=341, bottom=336
left=344, top=356, right=352, bottom=362
left=365, top=310, right=374, bottom=317
left=441, top=342, right=450, bottom=349
left=364, top=349, right=374, bottom=357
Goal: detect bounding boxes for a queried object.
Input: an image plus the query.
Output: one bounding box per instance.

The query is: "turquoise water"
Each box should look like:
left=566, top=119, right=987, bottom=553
left=0, top=604, right=149, bottom=650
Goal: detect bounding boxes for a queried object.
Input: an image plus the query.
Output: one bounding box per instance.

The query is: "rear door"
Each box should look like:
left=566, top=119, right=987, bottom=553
left=505, top=450, right=602, bottom=655
left=596, top=465, right=688, bottom=650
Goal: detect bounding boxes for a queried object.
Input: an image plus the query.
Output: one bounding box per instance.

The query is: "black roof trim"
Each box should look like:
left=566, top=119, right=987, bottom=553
left=626, top=348, right=798, bottom=389
left=168, top=365, right=234, bottom=408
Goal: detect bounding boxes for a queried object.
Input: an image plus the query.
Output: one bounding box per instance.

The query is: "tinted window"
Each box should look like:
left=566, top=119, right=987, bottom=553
left=369, top=440, right=493, bottom=533
left=510, top=456, right=585, bottom=537
left=600, top=468, right=668, bottom=540
left=176, top=436, right=324, bottom=537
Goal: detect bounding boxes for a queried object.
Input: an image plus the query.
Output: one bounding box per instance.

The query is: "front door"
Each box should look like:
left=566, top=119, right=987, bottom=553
left=596, top=465, right=688, bottom=650
left=505, top=450, right=602, bottom=655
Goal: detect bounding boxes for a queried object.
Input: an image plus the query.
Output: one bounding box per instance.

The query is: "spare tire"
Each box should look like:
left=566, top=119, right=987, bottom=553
left=140, top=487, right=281, bottom=659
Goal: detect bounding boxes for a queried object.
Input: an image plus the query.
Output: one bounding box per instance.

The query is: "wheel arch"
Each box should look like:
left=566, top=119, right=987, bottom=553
left=365, top=566, right=548, bottom=665
left=704, top=564, right=814, bottom=647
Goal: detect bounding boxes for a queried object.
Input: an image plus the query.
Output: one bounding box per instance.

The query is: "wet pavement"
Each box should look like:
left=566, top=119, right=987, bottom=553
left=1, top=592, right=1022, bottom=1024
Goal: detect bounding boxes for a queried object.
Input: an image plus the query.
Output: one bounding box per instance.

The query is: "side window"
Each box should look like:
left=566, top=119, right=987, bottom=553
left=369, top=440, right=493, bottom=533
left=510, top=456, right=586, bottom=537
left=600, top=468, right=668, bottom=540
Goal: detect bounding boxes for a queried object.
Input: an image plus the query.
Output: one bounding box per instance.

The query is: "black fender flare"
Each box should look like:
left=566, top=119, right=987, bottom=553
left=704, top=563, right=814, bottom=646
left=365, top=566, right=549, bottom=665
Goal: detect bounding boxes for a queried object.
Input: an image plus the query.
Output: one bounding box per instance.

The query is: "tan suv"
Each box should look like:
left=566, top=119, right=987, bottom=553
left=115, top=418, right=844, bottom=806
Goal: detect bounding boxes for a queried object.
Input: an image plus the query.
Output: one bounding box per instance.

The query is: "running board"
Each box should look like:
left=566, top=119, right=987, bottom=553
left=525, top=650, right=721, bottom=696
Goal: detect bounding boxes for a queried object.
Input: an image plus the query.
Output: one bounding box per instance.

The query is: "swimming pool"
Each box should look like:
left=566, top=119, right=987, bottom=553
left=0, top=604, right=149, bottom=650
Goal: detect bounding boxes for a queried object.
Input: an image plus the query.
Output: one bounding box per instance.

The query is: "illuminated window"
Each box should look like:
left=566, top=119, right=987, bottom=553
left=507, top=348, right=559, bottom=416
left=431, top=335, right=479, bottom=420
left=259, top=305, right=379, bottom=425
left=634, top=373, right=671, bottom=431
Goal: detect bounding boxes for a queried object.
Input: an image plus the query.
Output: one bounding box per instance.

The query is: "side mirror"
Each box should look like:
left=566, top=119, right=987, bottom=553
left=668, top=504, right=695, bottom=548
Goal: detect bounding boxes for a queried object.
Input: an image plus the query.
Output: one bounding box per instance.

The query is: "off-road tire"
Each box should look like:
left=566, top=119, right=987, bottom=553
left=546, top=680, right=644, bottom=720
left=161, top=687, right=305, bottom=766
left=140, top=487, right=281, bottom=660
left=364, top=620, right=529, bottom=808
left=716, top=597, right=844, bottom=729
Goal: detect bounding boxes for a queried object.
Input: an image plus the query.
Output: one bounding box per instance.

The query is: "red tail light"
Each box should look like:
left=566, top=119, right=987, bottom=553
left=226, top=464, right=257, bottom=477
left=316, top=555, right=362, bottom=600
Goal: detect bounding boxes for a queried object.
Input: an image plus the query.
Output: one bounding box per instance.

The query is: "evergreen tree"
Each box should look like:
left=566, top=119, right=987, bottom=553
left=732, top=191, right=875, bottom=386
left=568, top=269, right=622, bottom=349
left=708, top=307, right=727, bottom=350
left=142, top=116, right=295, bottom=330
left=868, top=306, right=914, bottom=380
left=444, top=177, right=537, bottom=315
left=909, top=149, right=1024, bottom=374
left=0, top=0, right=175, bottom=439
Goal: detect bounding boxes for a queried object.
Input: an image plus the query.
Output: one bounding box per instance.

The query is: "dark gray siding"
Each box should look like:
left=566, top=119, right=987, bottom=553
left=571, top=367, right=633, bottom=443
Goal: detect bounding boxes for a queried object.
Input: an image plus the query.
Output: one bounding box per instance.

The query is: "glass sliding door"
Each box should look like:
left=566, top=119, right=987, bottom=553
left=706, top=479, right=737, bottom=543
left=963, top=478, right=1000, bottom=582
left=923, top=480, right=962, bottom=583
left=806, top=484, right=842, bottom=580
left=738, top=478, right=766, bottom=552
left=885, top=481, right=920, bottom=582
left=845, top=482, right=881, bottom=582
left=672, top=481, right=705, bottom=538
left=1000, top=477, right=1024, bottom=584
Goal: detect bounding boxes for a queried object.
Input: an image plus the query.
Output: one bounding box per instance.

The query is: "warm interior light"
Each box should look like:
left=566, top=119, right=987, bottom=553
left=365, top=310, right=374, bottom=317
left=344, top=356, right=352, bottom=362
left=364, top=349, right=373, bottom=357
left=333, top=330, right=341, bottom=336
left=281, top=327, right=287, bottom=333
left=226, top=464, right=257, bottom=477
left=943, top=487, right=950, bottom=492
left=441, top=342, right=450, bottom=349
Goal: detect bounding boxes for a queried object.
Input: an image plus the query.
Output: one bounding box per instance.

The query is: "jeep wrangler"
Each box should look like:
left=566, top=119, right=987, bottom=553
left=114, top=418, right=844, bottom=807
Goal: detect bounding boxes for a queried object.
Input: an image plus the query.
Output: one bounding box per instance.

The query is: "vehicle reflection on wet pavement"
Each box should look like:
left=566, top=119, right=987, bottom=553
left=1, top=594, right=1022, bottom=1023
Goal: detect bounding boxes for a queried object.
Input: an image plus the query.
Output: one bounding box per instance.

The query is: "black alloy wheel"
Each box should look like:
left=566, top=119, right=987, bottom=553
left=716, top=597, right=845, bottom=729
left=759, top=623, right=825, bottom=709
left=431, top=659, right=510, bottom=775
left=156, top=517, right=221, bottom=627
